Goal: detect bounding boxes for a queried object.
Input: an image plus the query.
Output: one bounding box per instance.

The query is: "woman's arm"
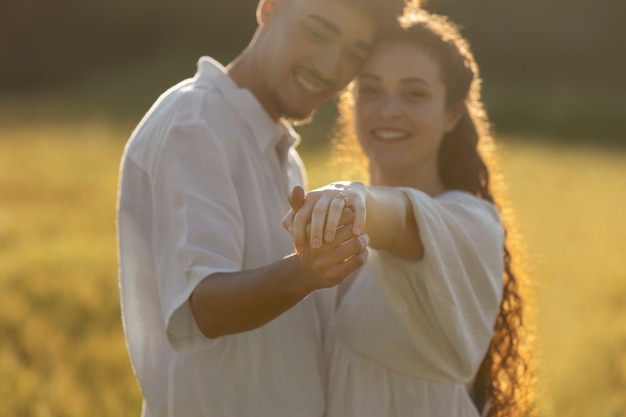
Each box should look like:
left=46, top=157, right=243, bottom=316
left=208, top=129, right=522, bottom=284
left=362, top=186, right=422, bottom=260
left=283, top=183, right=423, bottom=260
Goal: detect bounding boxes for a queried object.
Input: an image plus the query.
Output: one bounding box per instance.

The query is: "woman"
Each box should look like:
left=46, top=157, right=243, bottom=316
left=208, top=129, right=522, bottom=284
left=283, top=7, right=535, bottom=417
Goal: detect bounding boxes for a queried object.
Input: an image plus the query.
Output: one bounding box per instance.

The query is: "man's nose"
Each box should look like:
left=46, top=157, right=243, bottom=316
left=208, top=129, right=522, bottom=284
left=313, top=46, right=342, bottom=80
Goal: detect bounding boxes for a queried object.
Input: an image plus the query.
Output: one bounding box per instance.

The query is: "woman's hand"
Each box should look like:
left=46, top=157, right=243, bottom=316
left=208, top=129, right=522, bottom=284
left=283, top=182, right=368, bottom=253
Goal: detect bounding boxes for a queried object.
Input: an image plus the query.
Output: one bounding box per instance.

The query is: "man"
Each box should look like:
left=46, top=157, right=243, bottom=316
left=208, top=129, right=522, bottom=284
left=117, top=0, right=403, bottom=416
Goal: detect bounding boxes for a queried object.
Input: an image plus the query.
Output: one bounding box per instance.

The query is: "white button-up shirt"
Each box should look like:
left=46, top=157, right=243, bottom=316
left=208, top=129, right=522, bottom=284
left=117, top=57, right=324, bottom=417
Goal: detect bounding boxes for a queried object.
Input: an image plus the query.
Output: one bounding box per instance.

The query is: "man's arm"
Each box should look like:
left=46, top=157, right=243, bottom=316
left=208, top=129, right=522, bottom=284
left=190, top=223, right=369, bottom=339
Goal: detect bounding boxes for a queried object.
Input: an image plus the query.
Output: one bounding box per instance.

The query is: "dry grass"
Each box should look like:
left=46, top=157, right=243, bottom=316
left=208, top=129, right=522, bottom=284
left=497, top=139, right=626, bottom=417
left=1, top=122, right=625, bottom=416
left=0, top=122, right=141, bottom=416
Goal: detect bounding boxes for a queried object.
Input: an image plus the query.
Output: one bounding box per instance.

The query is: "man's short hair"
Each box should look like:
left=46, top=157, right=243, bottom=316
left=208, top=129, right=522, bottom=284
left=290, top=0, right=406, bottom=28
left=341, top=0, right=405, bottom=25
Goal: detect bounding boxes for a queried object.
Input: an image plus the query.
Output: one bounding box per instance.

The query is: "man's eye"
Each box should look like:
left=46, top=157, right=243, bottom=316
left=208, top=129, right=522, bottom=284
left=305, top=27, right=329, bottom=42
left=346, top=50, right=366, bottom=65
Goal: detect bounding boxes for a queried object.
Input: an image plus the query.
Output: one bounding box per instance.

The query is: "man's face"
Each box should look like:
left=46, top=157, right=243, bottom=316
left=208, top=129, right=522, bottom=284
left=254, top=0, right=377, bottom=122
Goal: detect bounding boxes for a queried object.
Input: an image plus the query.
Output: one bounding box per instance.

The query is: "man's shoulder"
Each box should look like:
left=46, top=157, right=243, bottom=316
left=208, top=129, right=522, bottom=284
left=124, top=56, right=264, bottom=159
left=143, top=67, right=232, bottom=127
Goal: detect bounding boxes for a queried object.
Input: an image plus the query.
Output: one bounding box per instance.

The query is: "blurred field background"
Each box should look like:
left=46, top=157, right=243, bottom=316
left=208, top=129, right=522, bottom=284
left=1, top=0, right=625, bottom=416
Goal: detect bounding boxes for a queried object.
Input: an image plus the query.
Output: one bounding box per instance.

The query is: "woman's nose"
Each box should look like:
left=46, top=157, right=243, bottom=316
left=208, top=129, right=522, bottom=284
left=378, top=95, right=403, bottom=119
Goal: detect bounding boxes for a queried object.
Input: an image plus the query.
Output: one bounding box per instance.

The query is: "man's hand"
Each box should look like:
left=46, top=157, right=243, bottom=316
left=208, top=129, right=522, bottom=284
left=284, top=185, right=369, bottom=289
left=297, top=226, right=369, bottom=289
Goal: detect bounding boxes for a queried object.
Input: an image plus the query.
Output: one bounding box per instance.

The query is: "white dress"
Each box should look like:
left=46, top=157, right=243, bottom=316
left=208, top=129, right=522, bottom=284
left=321, top=189, right=505, bottom=417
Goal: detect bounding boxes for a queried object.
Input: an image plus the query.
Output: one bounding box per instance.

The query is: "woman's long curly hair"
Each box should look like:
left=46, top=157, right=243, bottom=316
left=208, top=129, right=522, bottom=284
left=330, top=5, right=536, bottom=417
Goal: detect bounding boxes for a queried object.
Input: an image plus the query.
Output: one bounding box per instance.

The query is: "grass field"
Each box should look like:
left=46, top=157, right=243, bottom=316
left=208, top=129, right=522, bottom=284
left=1, top=121, right=625, bottom=416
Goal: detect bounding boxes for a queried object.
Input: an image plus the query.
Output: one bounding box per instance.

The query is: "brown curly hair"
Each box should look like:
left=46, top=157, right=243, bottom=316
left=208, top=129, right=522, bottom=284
left=330, top=6, right=537, bottom=417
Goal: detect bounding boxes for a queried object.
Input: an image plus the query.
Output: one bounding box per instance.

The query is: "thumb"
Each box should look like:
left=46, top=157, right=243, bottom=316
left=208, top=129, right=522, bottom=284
left=288, top=185, right=306, bottom=211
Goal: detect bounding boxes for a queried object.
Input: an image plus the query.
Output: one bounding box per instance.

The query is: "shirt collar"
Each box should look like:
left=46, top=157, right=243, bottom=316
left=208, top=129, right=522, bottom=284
left=196, top=57, right=300, bottom=154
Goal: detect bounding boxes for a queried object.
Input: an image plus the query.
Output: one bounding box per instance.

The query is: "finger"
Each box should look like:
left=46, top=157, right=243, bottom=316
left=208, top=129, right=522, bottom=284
left=293, top=200, right=316, bottom=254
left=323, top=197, right=346, bottom=242
left=316, top=232, right=370, bottom=264
left=312, top=234, right=370, bottom=286
left=337, top=207, right=355, bottom=227
left=284, top=185, right=305, bottom=239
left=309, top=197, right=332, bottom=249
left=288, top=185, right=306, bottom=211
left=318, top=218, right=355, bottom=250
left=281, top=209, right=296, bottom=235
left=323, top=248, right=369, bottom=287
left=351, top=198, right=367, bottom=236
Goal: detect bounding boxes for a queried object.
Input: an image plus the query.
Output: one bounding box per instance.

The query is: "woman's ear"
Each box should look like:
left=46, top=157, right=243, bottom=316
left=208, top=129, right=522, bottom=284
left=256, top=0, right=280, bottom=27
left=444, top=101, right=464, bottom=133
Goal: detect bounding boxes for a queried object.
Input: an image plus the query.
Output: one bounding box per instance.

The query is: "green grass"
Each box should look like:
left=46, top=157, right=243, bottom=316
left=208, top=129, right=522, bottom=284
left=1, top=121, right=625, bottom=416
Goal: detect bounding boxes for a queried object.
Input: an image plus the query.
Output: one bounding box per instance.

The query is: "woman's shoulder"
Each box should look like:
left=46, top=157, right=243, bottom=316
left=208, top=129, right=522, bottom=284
left=438, top=190, right=497, bottom=209
left=434, top=190, right=501, bottom=225
left=435, top=189, right=480, bottom=203
left=398, top=188, right=497, bottom=216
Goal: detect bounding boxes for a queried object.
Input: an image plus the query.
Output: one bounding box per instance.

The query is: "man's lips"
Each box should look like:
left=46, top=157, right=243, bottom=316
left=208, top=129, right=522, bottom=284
left=294, top=68, right=333, bottom=96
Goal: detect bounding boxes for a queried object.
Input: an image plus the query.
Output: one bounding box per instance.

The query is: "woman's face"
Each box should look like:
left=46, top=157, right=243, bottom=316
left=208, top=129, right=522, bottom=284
left=354, top=40, right=459, bottom=187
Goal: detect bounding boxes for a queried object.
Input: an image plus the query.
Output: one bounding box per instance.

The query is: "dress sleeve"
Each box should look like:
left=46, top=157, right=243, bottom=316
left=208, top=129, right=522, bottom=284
left=151, top=121, right=244, bottom=351
left=369, top=189, right=504, bottom=382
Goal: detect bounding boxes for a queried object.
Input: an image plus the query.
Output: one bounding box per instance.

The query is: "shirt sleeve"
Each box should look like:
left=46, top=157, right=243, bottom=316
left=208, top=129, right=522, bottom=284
left=151, top=121, right=244, bottom=351
left=369, top=189, right=505, bottom=382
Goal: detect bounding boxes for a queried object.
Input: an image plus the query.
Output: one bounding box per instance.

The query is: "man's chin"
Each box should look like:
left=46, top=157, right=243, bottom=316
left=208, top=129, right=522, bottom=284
left=284, top=107, right=317, bottom=126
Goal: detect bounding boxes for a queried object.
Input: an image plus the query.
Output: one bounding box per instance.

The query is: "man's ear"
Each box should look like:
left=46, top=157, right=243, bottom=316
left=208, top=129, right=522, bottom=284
left=444, top=101, right=464, bottom=133
left=257, top=0, right=280, bottom=27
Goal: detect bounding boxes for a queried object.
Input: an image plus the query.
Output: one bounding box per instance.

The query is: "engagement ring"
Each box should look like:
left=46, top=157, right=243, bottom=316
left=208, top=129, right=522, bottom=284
left=334, top=191, right=348, bottom=203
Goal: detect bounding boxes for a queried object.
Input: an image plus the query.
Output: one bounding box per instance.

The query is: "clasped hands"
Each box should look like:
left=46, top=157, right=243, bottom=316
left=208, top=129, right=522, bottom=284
left=282, top=182, right=369, bottom=287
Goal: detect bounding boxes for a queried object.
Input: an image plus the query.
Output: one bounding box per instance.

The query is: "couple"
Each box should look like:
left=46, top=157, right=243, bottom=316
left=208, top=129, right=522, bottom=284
left=117, top=0, right=533, bottom=416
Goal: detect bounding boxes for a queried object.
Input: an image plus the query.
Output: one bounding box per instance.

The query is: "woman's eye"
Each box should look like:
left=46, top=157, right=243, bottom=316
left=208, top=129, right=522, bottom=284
left=405, top=90, right=427, bottom=99
left=359, top=86, right=379, bottom=96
